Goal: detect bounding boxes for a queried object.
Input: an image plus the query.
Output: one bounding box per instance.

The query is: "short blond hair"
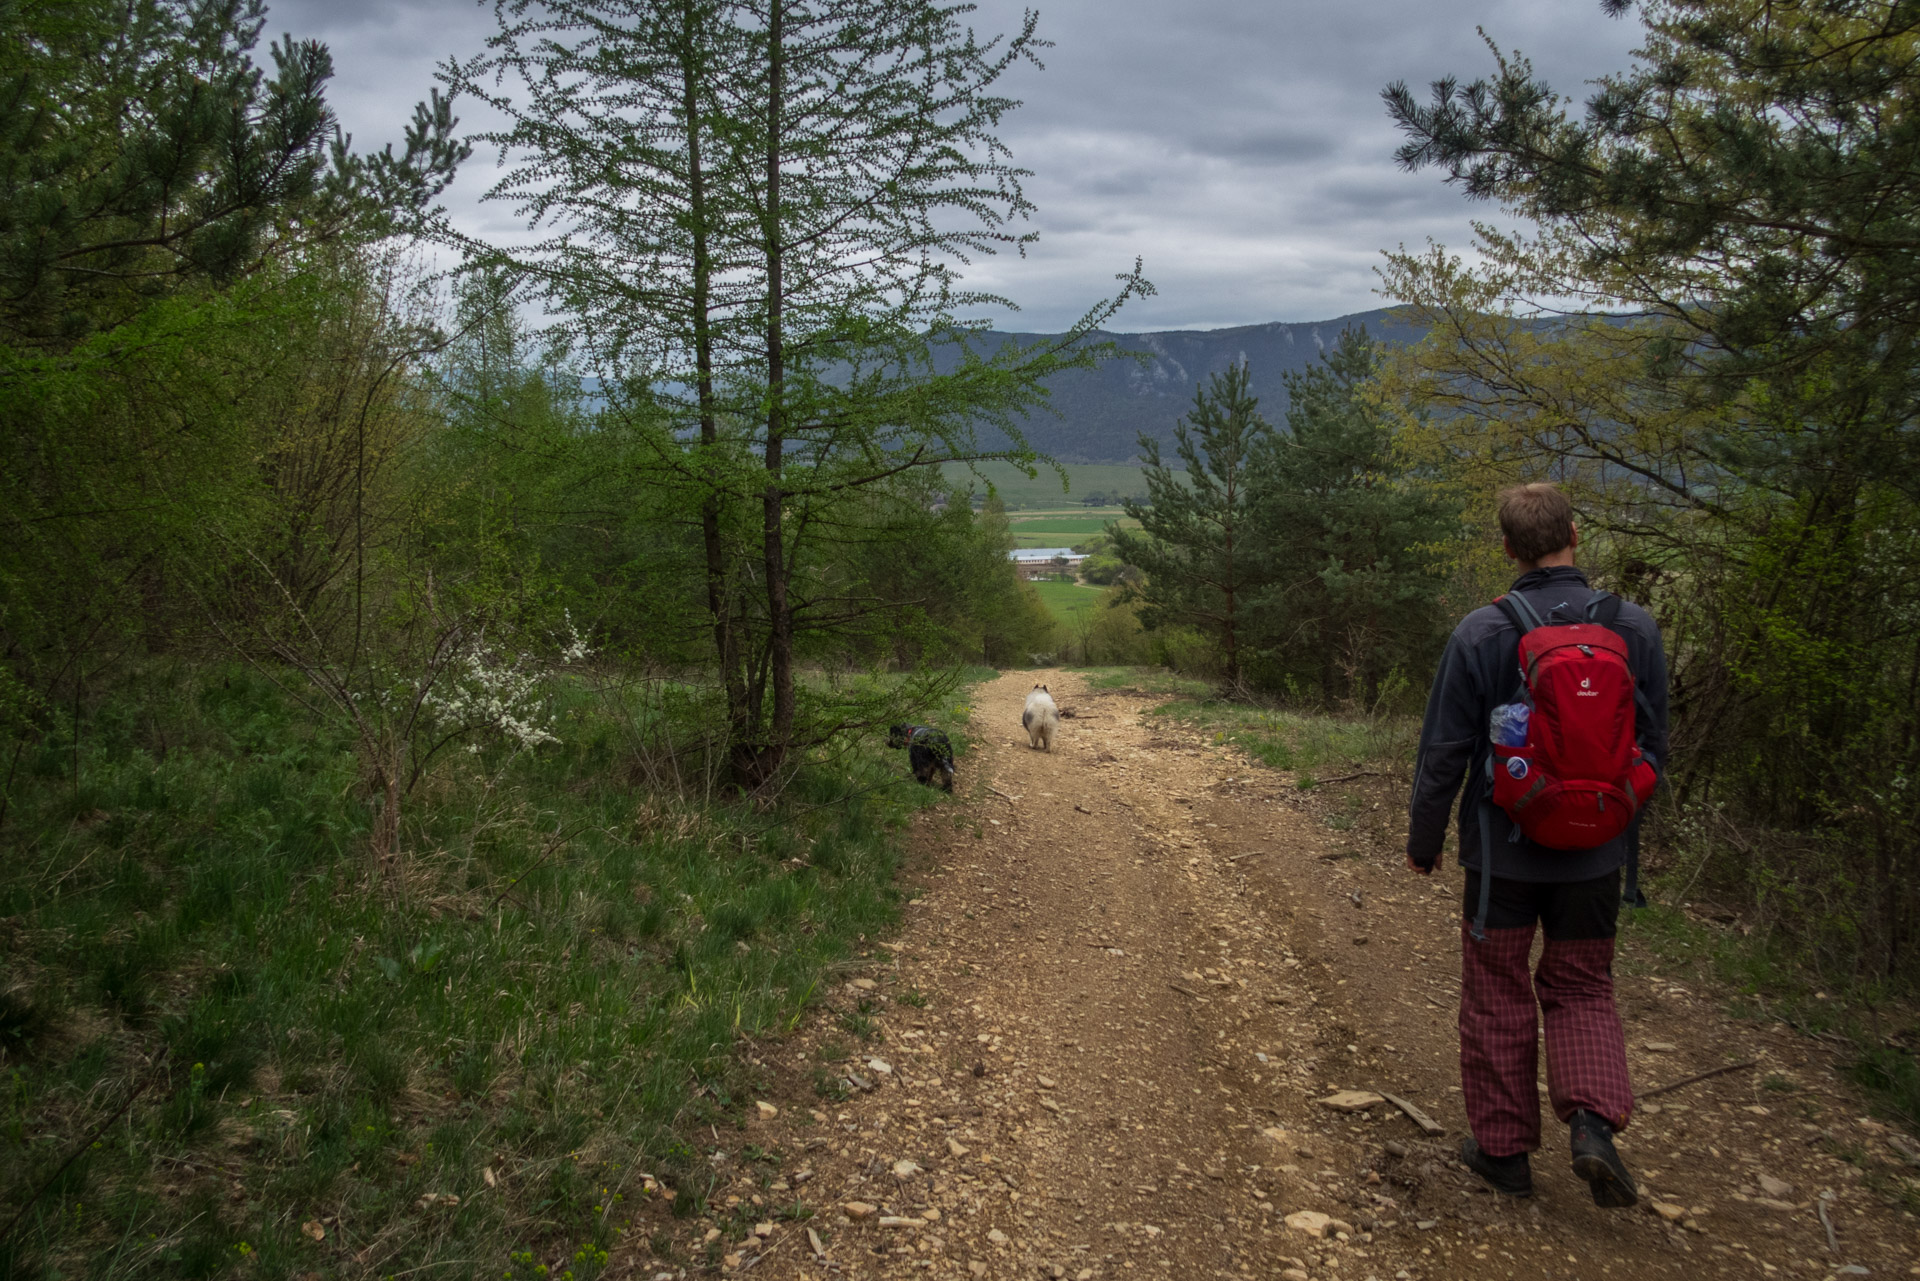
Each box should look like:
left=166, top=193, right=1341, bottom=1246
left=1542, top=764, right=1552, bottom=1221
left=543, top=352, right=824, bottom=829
left=1497, top=483, right=1575, bottom=562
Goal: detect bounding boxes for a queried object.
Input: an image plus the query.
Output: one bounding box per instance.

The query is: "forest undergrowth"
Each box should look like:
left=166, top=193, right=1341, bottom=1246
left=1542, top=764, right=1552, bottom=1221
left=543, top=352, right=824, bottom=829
left=0, top=663, right=979, bottom=1280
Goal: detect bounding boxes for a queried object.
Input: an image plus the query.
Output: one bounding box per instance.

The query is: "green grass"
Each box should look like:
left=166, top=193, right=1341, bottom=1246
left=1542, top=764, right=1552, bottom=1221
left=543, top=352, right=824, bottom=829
left=1006, top=512, right=1134, bottom=535
left=1028, top=579, right=1108, bottom=625
left=0, top=663, right=971, bottom=1281
left=942, top=461, right=1147, bottom=509
left=1081, top=667, right=1214, bottom=698
left=1006, top=511, right=1139, bottom=548
left=1079, top=667, right=1418, bottom=775
left=1618, top=897, right=1920, bottom=1144
left=1155, top=699, right=1417, bottom=774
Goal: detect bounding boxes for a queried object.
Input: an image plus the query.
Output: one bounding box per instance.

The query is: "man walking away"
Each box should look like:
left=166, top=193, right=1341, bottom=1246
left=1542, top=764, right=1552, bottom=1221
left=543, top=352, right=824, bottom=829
left=1405, top=483, right=1669, bottom=1205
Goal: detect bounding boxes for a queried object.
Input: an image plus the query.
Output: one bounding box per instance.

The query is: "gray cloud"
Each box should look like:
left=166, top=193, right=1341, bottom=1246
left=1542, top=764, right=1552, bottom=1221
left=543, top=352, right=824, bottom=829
left=1192, top=130, right=1340, bottom=167
left=264, top=0, right=1642, bottom=331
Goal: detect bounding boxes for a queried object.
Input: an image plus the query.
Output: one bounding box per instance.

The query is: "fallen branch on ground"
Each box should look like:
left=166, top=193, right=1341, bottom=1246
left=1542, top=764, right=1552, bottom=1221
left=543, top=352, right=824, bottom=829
left=1319, top=770, right=1384, bottom=784
left=1637, top=1060, right=1758, bottom=1100
left=984, top=786, right=1016, bottom=806
left=1378, top=1090, right=1445, bottom=1136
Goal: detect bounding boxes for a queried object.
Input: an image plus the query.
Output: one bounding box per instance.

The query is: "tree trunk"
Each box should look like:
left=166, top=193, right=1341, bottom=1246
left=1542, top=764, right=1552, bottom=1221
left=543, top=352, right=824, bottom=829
left=1221, top=450, right=1239, bottom=690
left=740, top=0, right=792, bottom=792
left=681, top=8, right=750, bottom=759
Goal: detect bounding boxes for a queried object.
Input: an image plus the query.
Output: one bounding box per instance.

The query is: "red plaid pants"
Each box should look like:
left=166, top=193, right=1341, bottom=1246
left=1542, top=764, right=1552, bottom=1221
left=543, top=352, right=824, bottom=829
left=1459, top=922, right=1634, bottom=1155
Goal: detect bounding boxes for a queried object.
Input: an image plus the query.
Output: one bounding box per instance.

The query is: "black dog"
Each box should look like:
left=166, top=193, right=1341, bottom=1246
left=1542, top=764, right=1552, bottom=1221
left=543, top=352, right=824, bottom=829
left=887, top=724, right=955, bottom=792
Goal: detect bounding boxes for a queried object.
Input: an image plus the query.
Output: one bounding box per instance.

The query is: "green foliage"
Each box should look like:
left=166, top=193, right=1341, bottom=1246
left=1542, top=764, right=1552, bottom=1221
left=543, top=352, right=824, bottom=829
left=0, top=0, right=465, bottom=838
left=944, top=501, right=1060, bottom=667
left=0, top=0, right=462, bottom=347
left=1385, top=0, right=1920, bottom=983
left=1065, top=533, right=1136, bottom=587
left=1145, top=693, right=1418, bottom=775
left=1079, top=555, right=1127, bottom=587
left=1108, top=341, right=1454, bottom=700
left=1112, top=364, right=1271, bottom=686
left=0, top=662, right=951, bottom=1280
left=439, top=0, right=1146, bottom=788
left=1246, top=327, right=1454, bottom=702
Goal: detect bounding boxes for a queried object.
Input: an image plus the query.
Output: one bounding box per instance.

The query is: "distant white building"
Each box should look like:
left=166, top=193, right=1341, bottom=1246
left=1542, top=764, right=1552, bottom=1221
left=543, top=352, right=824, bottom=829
left=1010, top=547, right=1083, bottom=579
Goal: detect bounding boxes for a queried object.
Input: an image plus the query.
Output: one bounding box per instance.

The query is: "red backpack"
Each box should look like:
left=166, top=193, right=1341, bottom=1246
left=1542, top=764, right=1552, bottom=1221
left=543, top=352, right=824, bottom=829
left=1489, top=591, right=1656, bottom=850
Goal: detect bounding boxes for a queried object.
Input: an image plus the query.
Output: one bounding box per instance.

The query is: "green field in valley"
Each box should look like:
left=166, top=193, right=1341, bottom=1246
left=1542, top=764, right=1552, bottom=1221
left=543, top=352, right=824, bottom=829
left=1007, top=508, right=1135, bottom=548
left=943, top=460, right=1146, bottom=508
left=1029, top=577, right=1109, bottom=624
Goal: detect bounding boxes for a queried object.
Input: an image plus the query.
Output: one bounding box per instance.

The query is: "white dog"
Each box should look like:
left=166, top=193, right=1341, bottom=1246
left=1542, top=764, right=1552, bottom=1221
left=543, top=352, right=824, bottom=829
left=1022, top=684, right=1059, bottom=752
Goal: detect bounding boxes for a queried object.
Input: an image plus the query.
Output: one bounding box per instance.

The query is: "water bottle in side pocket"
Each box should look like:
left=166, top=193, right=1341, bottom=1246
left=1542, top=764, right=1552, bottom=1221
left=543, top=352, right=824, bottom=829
left=1490, top=702, right=1530, bottom=748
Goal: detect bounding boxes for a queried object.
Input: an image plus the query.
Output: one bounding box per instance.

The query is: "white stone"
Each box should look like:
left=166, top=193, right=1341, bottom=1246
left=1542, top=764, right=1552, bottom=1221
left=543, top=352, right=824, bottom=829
left=1285, top=1210, right=1331, bottom=1238
left=1315, top=1091, right=1385, bottom=1113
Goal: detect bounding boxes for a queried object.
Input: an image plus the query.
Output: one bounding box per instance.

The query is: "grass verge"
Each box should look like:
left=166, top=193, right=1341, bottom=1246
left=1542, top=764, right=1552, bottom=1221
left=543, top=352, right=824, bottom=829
left=1618, top=896, right=1920, bottom=1157
left=0, top=662, right=971, bottom=1281
left=1080, top=667, right=1417, bottom=777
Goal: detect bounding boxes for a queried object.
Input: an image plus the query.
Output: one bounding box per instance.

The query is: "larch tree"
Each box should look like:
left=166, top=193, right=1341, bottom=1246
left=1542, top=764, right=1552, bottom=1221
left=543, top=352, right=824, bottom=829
left=444, top=0, right=1146, bottom=789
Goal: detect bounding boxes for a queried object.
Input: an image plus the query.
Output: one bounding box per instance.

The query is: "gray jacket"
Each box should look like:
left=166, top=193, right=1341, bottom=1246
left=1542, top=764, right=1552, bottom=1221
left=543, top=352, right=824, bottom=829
left=1406, top=566, right=1670, bottom=882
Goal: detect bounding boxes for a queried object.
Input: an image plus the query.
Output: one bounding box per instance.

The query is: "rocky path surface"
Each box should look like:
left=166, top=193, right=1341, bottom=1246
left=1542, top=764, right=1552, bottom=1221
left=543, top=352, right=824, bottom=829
left=653, top=670, right=1920, bottom=1281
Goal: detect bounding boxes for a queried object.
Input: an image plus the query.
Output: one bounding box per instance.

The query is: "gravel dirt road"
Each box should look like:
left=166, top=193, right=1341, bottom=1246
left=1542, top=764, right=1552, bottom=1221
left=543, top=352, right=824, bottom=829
left=641, top=669, right=1920, bottom=1281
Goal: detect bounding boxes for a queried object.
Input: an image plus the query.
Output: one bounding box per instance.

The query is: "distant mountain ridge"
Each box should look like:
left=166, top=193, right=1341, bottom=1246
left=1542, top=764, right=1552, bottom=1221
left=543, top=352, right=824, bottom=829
left=952, top=306, right=1425, bottom=464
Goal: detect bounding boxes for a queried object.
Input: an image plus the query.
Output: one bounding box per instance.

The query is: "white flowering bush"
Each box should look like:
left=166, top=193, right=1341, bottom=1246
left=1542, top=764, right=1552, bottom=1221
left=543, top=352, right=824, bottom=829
left=419, top=615, right=595, bottom=756
left=239, top=595, right=597, bottom=861
left=422, top=642, right=560, bottom=752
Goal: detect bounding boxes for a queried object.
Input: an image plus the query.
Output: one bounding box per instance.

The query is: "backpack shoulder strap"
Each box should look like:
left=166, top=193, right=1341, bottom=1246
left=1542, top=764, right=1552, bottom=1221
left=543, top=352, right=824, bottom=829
left=1584, top=590, right=1656, bottom=722
left=1495, top=590, right=1547, bottom=634
left=1585, top=590, right=1624, bottom=627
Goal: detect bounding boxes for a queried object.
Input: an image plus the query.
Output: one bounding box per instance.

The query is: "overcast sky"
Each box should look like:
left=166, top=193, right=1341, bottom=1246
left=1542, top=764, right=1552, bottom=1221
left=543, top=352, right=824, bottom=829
left=265, top=0, right=1641, bottom=333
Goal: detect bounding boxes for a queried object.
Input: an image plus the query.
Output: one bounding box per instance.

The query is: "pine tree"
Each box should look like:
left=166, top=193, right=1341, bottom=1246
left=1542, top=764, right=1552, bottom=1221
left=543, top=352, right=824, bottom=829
left=0, top=0, right=465, bottom=743
left=1383, top=0, right=1920, bottom=973
left=1111, top=363, right=1271, bottom=689
left=0, top=0, right=464, bottom=347
left=1247, top=327, right=1451, bottom=702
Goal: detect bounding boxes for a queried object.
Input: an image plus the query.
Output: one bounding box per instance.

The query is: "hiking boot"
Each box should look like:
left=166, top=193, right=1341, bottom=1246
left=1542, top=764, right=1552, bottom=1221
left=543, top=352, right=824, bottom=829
left=1460, top=1137, right=1533, bottom=1197
left=1569, top=1110, right=1638, bottom=1207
